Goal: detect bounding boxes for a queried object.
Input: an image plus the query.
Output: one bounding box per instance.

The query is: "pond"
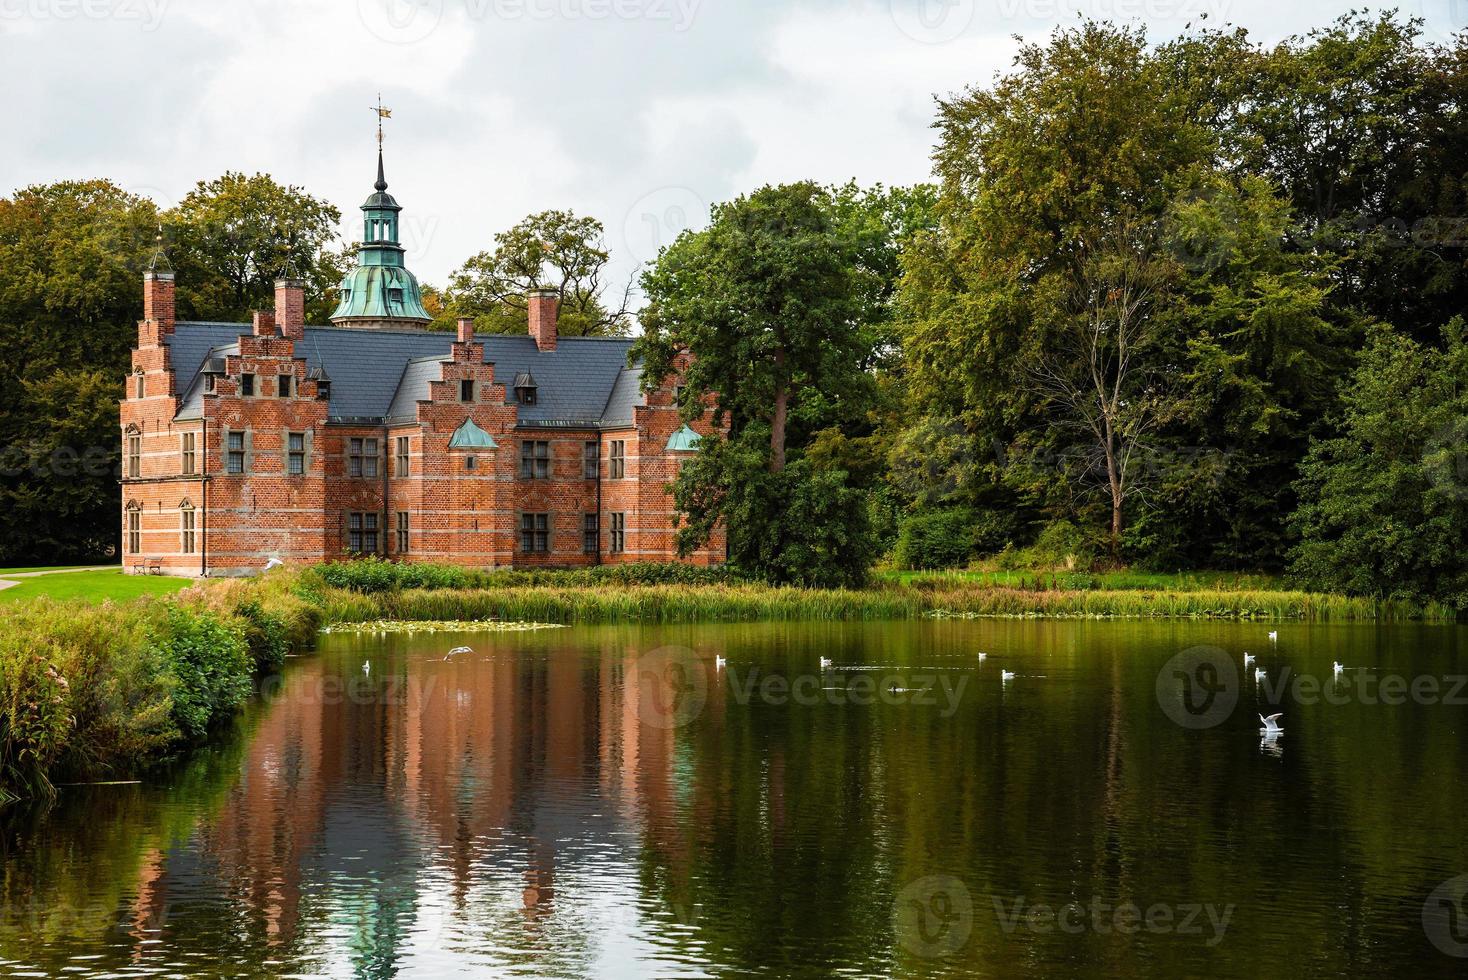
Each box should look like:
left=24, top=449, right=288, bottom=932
left=3, top=619, right=1467, bottom=977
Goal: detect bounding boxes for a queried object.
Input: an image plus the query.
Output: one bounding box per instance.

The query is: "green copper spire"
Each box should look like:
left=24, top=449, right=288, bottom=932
left=330, top=106, right=431, bottom=329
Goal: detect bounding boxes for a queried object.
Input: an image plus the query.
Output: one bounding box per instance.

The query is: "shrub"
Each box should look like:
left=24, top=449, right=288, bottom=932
left=893, top=507, right=979, bottom=570
left=0, top=600, right=175, bottom=801
left=152, top=606, right=252, bottom=740
left=233, top=599, right=290, bottom=672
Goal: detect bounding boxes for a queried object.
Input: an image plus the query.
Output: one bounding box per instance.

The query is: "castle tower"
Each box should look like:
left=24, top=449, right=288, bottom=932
left=329, top=143, right=433, bottom=330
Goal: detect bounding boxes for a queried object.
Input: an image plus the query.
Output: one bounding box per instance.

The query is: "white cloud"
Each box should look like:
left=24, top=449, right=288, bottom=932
left=1, top=0, right=1458, bottom=300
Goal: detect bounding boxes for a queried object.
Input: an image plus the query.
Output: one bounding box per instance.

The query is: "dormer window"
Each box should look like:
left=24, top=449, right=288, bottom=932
left=513, top=372, right=538, bottom=407
left=388, top=287, right=404, bottom=304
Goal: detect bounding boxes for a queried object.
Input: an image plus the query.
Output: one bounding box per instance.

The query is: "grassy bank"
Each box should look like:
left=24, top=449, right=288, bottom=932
left=0, top=568, right=192, bottom=604
left=0, top=559, right=1454, bottom=803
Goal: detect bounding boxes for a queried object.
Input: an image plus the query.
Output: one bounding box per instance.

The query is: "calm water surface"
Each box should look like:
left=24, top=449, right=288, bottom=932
left=3, top=619, right=1467, bottom=977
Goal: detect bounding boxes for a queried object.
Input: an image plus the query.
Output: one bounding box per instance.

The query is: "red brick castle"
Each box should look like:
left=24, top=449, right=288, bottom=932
left=120, top=153, right=721, bottom=577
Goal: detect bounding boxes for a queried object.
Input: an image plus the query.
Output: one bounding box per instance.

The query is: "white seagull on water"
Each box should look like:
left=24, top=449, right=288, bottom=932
left=715, top=655, right=727, bottom=671
left=1243, top=652, right=1255, bottom=667
left=819, top=657, right=833, bottom=669
left=1333, top=661, right=1345, bottom=675
left=1268, top=631, right=1279, bottom=642
left=444, top=646, right=473, bottom=661
left=362, top=661, right=370, bottom=677
left=977, top=652, right=987, bottom=663
left=1254, top=667, right=1267, bottom=682
left=1001, top=670, right=1016, bottom=682
left=1259, top=713, right=1284, bottom=735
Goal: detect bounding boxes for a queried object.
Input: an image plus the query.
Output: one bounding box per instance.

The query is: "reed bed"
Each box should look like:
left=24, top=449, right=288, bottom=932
left=314, top=579, right=1450, bottom=625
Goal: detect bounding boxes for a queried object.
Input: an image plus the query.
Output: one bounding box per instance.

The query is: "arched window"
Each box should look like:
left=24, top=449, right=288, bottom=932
left=125, top=424, right=142, bottom=479
left=179, top=500, right=196, bottom=555
left=126, top=501, right=141, bottom=555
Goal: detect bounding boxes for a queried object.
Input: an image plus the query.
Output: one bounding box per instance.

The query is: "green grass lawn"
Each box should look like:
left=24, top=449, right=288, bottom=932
left=0, top=564, right=107, bottom=576
left=0, top=569, right=191, bottom=604
left=878, top=567, right=1286, bottom=592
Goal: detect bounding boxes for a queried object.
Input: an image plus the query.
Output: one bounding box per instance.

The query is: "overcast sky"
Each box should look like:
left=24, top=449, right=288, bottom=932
left=1, top=0, right=1460, bottom=299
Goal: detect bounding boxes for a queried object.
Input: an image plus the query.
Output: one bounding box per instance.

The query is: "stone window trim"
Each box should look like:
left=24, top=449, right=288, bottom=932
left=347, top=512, right=380, bottom=555
left=395, top=511, right=409, bottom=554
left=287, top=430, right=309, bottom=476
left=583, top=441, right=598, bottom=480
left=180, top=499, right=196, bottom=555
left=583, top=513, right=599, bottom=554
left=520, top=440, right=551, bottom=480
left=240, top=372, right=256, bottom=398
left=125, top=500, right=141, bottom=555
left=520, top=513, right=550, bottom=554
left=609, top=512, right=627, bottom=554
left=226, top=429, right=251, bottom=475
left=125, top=424, right=142, bottom=480
left=610, top=440, right=626, bottom=480
left=348, top=437, right=380, bottom=479
left=181, top=431, right=197, bottom=476
left=394, top=436, right=410, bottom=477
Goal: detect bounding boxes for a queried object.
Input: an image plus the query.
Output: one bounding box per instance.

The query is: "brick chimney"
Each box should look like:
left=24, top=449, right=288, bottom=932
left=527, top=288, right=559, bottom=352
left=275, top=278, right=306, bottom=341
left=253, top=310, right=277, bottom=336
left=457, top=316, right=475, bottom=343
left=143, top=268, right=175, bottom=335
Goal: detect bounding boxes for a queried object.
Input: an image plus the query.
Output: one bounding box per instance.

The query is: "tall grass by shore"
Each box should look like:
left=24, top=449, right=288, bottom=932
left=0, top=559, right=1454, bottom=803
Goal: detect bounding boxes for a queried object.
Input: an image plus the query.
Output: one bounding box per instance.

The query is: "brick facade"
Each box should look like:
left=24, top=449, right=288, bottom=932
left=119, top=273, right=724, bottom=577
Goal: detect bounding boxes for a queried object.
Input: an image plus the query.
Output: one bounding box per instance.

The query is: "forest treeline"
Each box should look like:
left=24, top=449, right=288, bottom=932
left=3, top=13, right=1465, bottom=606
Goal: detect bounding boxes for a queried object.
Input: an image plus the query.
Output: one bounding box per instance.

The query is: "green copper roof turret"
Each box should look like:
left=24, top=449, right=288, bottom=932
left=665, top=425, right=703, bottom=452
left=449, top=418, right=498, bottom=450
left=331, top=149, right=431, bottom=327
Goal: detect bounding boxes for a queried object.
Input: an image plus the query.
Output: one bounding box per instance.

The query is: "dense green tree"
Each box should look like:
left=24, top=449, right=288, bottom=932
left=0, top=181, right=159, bottom=563
left=897, top=21, right=1352, bottom=569
left=164, top=172, right=345, bottom=323
left=1290, top=323, right=1468, bottom=607
left=635, top=182, right=892, bottom=585
left=441, top=209, right=633, bottom=337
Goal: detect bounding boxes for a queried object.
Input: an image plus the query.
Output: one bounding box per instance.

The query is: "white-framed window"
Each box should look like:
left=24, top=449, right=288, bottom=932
left=288, top=432, right=306, bottom=475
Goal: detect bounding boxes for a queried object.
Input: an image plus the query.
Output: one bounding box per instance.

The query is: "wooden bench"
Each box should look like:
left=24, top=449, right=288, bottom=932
left=146, top=559, right=163, bottom=576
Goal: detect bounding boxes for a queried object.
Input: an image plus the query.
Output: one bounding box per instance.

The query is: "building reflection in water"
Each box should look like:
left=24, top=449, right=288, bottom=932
left=118, top=633, right=718, bottom=974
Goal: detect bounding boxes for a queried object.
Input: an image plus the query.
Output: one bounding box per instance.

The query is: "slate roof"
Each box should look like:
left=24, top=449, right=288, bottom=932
left=165, top=323, right=644, bottom=427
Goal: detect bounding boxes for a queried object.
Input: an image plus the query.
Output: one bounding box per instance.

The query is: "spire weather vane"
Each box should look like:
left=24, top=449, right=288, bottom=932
left=373, top=94, right=392, bottom=151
